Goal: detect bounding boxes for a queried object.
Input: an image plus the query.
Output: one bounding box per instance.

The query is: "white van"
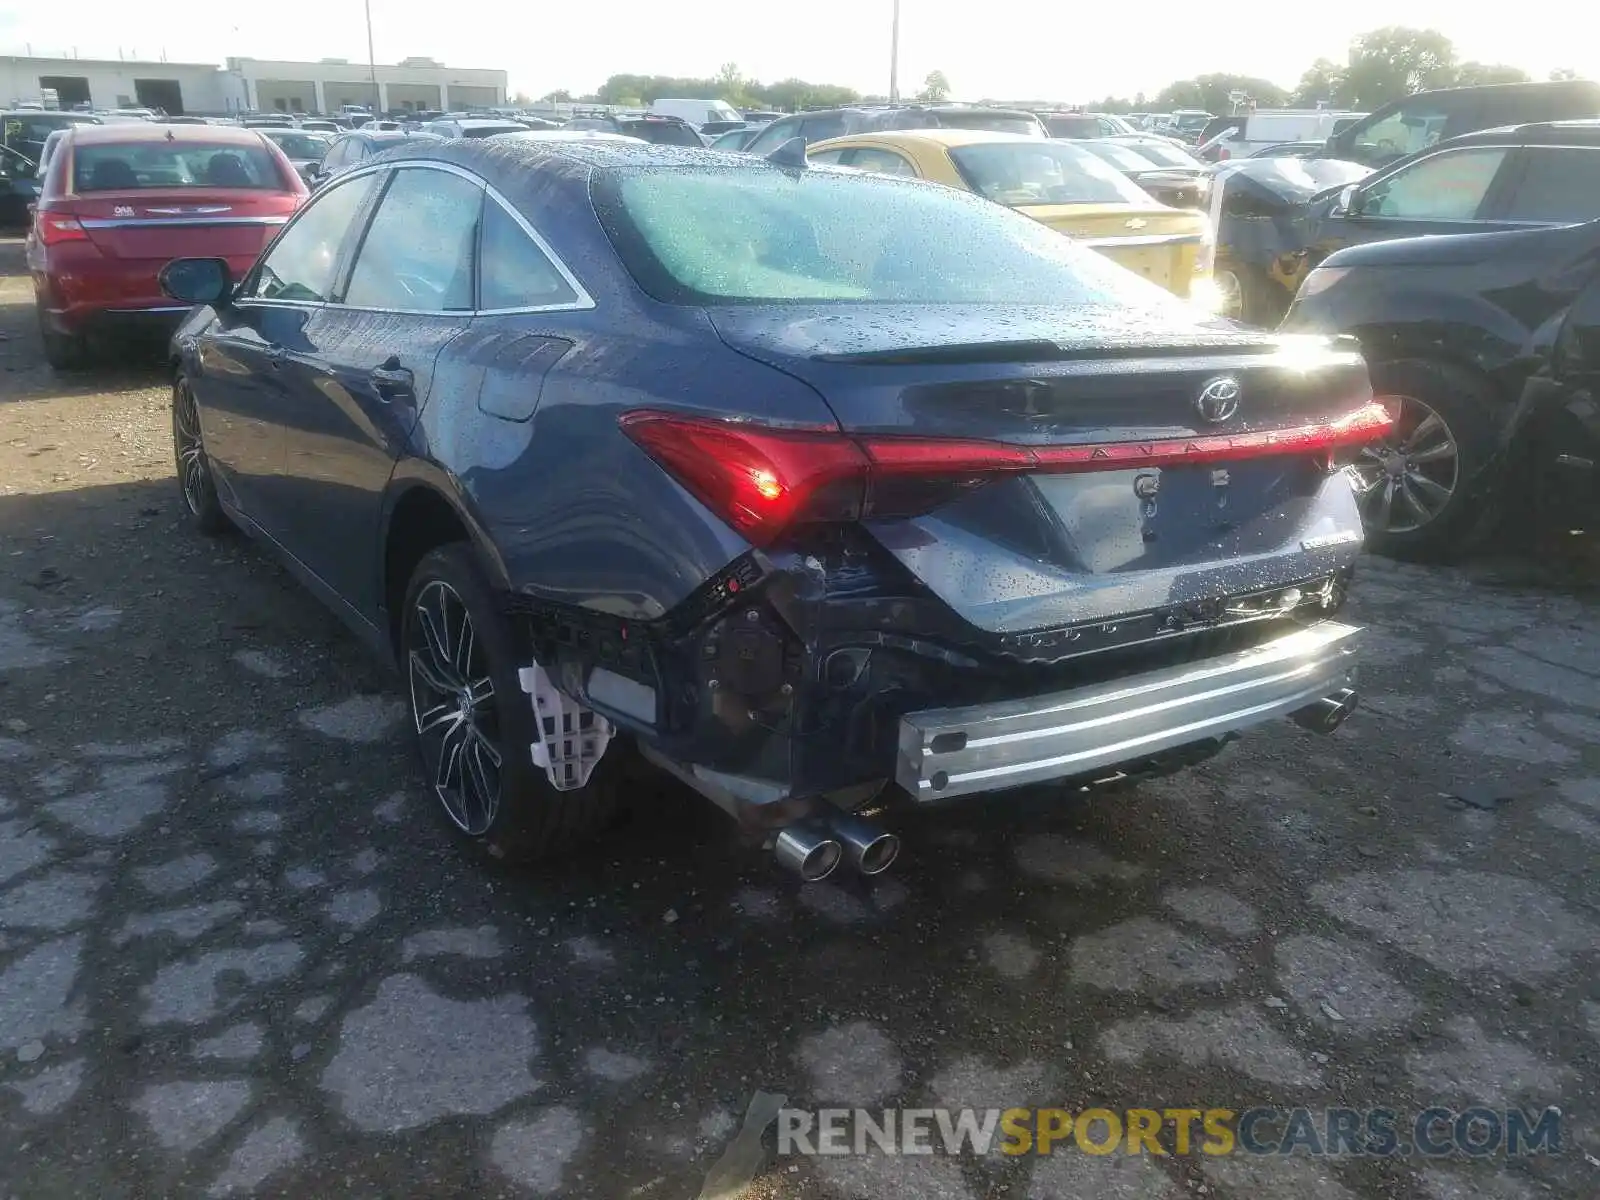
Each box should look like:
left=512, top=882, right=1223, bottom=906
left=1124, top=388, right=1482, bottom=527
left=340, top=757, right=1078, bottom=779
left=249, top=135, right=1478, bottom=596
left=1203, top=110, right=1366, bottom=161
left=648, top=98, right=744, bottom=129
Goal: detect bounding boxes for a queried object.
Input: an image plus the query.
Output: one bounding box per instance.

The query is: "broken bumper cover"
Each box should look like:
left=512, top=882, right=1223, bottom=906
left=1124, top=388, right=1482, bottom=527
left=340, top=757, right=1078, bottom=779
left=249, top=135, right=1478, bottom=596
left=896, top=620, right=1360, bottom=800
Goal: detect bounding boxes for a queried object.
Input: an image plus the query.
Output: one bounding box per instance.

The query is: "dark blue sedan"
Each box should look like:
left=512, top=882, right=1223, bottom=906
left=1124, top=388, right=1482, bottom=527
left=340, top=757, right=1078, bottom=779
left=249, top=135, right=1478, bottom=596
left=160, top=136, right=1381, bottom=881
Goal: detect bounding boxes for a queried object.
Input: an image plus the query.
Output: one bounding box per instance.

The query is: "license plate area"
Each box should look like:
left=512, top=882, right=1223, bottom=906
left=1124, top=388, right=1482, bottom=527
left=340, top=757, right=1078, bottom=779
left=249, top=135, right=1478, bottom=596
left=1030, top=461, right=1300, bottom=573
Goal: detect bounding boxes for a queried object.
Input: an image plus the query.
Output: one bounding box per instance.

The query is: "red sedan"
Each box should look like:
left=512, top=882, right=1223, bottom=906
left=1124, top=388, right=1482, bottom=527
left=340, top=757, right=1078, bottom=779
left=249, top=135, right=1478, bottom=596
left=26, top=122, right=308, bottom=369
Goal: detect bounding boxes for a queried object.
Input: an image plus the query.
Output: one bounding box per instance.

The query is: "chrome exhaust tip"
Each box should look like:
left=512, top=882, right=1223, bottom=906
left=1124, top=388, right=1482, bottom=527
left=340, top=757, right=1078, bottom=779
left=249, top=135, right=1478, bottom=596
left=823, top=810, right=901, bottom=876
left=773, top=823, right=844, bottom=881
left=1290, top=688, right=1359, bottom=735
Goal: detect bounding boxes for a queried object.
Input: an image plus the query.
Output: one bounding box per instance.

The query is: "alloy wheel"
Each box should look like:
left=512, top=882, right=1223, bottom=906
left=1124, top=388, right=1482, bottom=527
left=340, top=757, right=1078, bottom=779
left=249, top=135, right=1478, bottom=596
left=407, top=580, right=504, bottom=835
left=173, top=379, right=211, bottom=516
left=1348, top=395, right=1460, bottom=534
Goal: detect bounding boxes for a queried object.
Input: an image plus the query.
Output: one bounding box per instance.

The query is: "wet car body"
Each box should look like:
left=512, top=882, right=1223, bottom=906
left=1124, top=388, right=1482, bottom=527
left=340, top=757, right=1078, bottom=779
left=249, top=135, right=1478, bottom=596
left=161, top=138, right=1379, bottom=873
left=1282, top=218, right=1600, bottom=556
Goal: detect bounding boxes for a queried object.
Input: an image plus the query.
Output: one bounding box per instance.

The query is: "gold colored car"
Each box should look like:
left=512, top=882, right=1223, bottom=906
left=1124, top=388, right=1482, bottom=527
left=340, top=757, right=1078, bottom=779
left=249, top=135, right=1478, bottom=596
left=805, top=129, right=1219, bottom=307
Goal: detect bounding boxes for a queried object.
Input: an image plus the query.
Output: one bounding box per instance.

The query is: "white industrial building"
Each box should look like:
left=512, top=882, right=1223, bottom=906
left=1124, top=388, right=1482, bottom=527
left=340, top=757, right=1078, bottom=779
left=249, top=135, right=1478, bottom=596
left=1, top=52, right=506, bottom=116
left=230, top=57, right=506, bottom=115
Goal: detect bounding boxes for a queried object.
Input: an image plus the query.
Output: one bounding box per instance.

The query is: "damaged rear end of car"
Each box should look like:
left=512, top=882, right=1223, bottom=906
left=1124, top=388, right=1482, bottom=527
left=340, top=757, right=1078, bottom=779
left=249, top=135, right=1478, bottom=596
left=494, top=156, right=1385, bottom=880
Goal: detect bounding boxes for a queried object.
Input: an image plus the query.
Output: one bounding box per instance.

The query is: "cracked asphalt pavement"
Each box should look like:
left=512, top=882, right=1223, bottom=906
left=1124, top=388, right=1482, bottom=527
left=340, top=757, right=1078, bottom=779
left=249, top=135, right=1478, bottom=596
left=2, top=234, right=1599, bottom=1199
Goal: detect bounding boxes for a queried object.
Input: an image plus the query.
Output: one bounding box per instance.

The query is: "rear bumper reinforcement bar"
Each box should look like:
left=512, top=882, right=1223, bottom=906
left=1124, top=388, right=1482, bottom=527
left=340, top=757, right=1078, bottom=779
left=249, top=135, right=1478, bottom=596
left=896, top=620, right=1360, bottom=800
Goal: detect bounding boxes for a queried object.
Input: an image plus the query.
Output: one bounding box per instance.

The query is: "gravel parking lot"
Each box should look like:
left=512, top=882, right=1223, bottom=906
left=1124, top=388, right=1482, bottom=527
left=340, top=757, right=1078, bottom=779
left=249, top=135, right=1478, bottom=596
left=2, top=231, right=1599, bottom=1200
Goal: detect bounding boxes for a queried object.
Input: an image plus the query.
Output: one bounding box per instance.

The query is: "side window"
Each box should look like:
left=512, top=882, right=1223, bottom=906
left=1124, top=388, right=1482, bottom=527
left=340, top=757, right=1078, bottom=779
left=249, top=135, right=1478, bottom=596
left=248, top=171, right=380, bottom=302
left=808, top=149, right=848, bottom=166
left=847, top=148, right=919, bottom=178
left=1502, top=148, right=1600, bottom=223
left=746, top=117, right=801, bottom=154
left=1361, top=148, right=1508, bottom=220
left=1353, top=106, right=1450, bottom=164
left=321, top=140, right=348, bottom=172
left=479, top=201, right=580, bottom=310
left=343, top=167, right=483, bottom=312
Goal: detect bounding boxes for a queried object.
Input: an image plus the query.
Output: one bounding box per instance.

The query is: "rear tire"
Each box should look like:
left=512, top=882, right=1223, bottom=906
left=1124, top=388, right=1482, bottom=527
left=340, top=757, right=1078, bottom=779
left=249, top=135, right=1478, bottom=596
left=37, top=305, right=89, bottom=371
left=1355, top=358, right=1504, bottom=562
left=1214, top=265, right=1279, bottom=327
left=401, top=543, right=622, bottom=862
left=171, top=373, right=231, bottom=535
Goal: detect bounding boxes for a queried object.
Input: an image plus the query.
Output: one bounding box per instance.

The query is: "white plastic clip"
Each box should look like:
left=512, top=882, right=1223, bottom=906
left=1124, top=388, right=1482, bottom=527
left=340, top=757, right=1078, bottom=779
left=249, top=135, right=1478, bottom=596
left=518, top=660, right=614, bottom=791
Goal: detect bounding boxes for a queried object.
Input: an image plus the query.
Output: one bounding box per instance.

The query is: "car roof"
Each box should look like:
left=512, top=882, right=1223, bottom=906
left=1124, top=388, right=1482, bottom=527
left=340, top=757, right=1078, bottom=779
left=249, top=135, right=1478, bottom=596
left=371, top=135, right=790, bottom=181
left=812, top=127, right=1045, bottom=150
left=68, top=121, right=266, bottom=146
left=1449, top=118, right=1600, bottom=148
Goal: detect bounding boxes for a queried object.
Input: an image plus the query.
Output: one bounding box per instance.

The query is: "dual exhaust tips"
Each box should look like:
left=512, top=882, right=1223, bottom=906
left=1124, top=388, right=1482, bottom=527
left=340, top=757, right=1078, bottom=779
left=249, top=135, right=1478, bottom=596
left=774, top=811, right=900, bottom=882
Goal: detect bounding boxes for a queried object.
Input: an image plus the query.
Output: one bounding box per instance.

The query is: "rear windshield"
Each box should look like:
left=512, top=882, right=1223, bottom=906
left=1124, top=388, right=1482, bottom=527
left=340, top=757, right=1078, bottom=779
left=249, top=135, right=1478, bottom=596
left=949, top=142, right=1152, bottom=206
left=933, top=112, right=1042, bottom=136
left=1074, top=141, right=1156, bottom=171
left=620, top=120, right=704, bottom=147
left=263, top=132, right=330, bottom=159
left=74, top=140, right=285, bottom=191
left=592, top=165, right=1176, bottom=306
left=1118, top=141, right=1201, bottom=169
left=1044, top=116, right=1100, bottom=138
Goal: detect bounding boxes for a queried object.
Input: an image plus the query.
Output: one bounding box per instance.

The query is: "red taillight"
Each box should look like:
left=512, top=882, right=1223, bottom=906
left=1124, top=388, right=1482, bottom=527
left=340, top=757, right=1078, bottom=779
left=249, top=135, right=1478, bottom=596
left=37, top=214, right=89, bottom=246
left=619, top=404, right=1392, bottom=547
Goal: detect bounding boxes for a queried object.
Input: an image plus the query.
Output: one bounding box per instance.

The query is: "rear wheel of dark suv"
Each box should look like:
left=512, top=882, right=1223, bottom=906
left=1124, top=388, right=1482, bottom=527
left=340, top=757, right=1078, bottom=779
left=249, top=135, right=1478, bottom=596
left=400, top=544, right=624, bottom=861
left=1352, top=358, right=1503, bottom=560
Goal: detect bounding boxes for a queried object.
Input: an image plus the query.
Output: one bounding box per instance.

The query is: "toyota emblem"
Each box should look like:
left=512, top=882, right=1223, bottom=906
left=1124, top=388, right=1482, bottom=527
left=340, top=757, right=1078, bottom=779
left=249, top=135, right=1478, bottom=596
left=1195, top=376, right=1241, bottom=423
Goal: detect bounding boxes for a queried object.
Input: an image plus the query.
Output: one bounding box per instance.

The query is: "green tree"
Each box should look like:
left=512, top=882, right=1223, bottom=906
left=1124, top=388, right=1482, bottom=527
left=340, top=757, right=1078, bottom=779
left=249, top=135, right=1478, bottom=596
left=750, top=78, right=860, bottom=111
left=1342, top=26, right=1456, bottom=108
left=1291, top=58, right=1346, bottom=106
left=715, top=62, right=753, bottom=106
left=1452, top=62, right=1531, bottom=87
left=1155, top=74, right=1286, bottom=114
left=540, top=89, right=572, bottom=103
left=918, top=70, right=951, bottom=102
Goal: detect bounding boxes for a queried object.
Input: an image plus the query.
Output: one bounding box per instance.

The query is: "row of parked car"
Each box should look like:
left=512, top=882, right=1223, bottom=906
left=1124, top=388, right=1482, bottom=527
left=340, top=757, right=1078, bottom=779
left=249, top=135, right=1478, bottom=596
left=8, top=88, right=1596, bottom=883
left=9, top=80, right=1600, bottom=566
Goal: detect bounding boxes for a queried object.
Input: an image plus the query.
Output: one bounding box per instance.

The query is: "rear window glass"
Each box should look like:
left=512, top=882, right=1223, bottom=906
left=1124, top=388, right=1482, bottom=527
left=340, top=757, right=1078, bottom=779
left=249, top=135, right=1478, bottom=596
left=620, top=120, right=703, bottom=147
left=1075, top=141, right=1156, bottom=171
left=263, top=132, right=330, bottom=159
left=934, top=112, right=1041, bottom=136
left=1044, top=116, right=1100, bottom=138
left=1122, top=141, right=1202, bottom=169
left=592, top=165, right=1178, bottom=307
left=949, top=142, right=1152, bottom=206
left=74, top=140, right=285, bottom=190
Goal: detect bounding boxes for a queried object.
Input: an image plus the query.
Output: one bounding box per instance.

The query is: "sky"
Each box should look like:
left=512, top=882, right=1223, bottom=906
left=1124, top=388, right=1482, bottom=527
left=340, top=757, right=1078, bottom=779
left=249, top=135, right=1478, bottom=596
left=1, top=1, right=1596, bottom=103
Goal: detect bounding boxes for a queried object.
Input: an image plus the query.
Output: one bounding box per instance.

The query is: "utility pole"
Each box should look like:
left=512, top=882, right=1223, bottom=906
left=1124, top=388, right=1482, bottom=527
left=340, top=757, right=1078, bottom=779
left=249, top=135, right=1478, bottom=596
left=888, top=0, right=900, bottom=102
left=365, top=0, right=380, bottom=114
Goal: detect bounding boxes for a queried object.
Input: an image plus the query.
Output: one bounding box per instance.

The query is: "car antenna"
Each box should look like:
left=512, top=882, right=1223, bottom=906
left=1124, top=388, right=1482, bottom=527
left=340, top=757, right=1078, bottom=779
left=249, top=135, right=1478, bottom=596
left=765, top=137, right=809, bottom=170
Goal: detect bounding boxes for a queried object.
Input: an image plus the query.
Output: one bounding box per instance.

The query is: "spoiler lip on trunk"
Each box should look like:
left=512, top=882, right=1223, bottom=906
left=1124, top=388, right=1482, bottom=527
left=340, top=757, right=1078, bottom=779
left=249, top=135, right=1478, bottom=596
left=810, top=340, right=1284, bottom=366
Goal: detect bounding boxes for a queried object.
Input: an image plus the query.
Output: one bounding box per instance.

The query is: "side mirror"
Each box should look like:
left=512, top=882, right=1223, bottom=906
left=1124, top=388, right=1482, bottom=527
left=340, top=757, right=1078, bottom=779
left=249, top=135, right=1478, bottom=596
left=1333, top=184, right=1360, bottom=217
left=159, top=257, right=234, bottom=306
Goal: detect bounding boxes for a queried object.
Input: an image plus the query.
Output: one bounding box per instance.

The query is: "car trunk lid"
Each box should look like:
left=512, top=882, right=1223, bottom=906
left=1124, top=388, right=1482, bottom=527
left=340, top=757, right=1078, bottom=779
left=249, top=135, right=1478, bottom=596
left=69, top=189, right=297, bottom=263
left=1014, top=204, right=1206, bottom=293
left=700, top=304, right=1379, bottom=632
